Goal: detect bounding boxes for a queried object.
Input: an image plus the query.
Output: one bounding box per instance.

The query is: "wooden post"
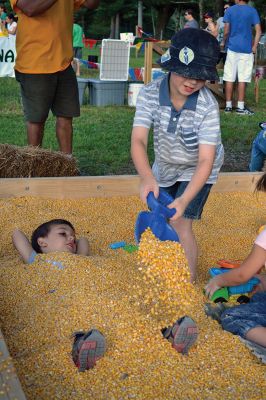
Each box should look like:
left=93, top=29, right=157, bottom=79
left=254, top=67, right=265, bottom=104
left=135, top=25, right=140, bottom=58
left=143, top=40, right=170, bottom=84
left=138, top=1, right=143, bottom=29
left=115, top=13, right=120, bottom=39
left=144, top=41, right=153, bottom=84
left=254, top=77, right=259, bottom=104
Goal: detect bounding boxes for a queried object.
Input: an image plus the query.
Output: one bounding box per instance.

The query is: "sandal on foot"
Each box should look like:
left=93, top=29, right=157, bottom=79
left=162, top=316, right=198, bottom=355
left=72, top=329, right=106, bottom=372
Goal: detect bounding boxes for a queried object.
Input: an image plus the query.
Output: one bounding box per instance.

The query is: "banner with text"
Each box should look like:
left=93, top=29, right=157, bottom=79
left=0, top=35, right=16, bottom=77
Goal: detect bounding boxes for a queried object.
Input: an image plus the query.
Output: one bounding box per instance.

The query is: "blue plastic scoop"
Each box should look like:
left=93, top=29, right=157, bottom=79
left=135, top=190, right=179, bottom=243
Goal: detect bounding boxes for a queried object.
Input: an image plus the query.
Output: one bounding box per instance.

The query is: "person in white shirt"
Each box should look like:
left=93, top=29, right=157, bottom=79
left=6, top=13, right=17, bottom=36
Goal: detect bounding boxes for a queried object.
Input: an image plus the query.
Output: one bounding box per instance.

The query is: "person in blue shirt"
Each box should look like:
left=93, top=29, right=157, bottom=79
left=223, top=0, right=261, bottom=115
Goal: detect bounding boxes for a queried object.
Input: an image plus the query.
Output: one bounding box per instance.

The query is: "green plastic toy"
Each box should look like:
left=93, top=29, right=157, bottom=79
left=123, top=244, right=138, bottom=253
left=210, top=287, right=229, bottom=303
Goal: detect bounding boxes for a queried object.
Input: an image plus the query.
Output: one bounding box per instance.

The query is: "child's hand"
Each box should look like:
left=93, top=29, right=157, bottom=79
left=168, top=197, right=187, bottom=221
left=76, top=237, right=90, bottom=256
left=204, top=277, right=221, bottom=298
left=140, top=176, right=159, bottom=204
left=251, top=274, right=266, bottom=294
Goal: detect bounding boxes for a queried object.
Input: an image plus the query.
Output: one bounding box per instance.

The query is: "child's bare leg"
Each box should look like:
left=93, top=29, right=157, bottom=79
left=245, top=327, right=266, bottom=347
left=76, top=60, right=80, bottom=76
left=71, top=59, right=80, bottom=76
left=71, top=60, right=76, bottom=73
left=171, top=217, right=197, bottom=283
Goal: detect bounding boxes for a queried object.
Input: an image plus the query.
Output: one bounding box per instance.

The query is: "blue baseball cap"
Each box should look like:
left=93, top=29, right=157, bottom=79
left=157, top=28, right=220, bottom=81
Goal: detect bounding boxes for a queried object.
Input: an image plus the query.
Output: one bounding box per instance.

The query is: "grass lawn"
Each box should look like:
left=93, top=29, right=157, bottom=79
left=0, top=46, right=265, bottom=175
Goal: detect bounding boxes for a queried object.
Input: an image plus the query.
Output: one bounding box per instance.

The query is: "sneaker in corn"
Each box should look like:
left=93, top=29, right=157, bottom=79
left=162, top=316, right=198, bottom=355
left=72, top=329, right=106, bottom=372
left=204, top=302, right=228, bottom=323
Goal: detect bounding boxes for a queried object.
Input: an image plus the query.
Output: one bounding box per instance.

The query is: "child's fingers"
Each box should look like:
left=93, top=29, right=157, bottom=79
left=140, top=178, right=158, bottom=203
left=169, top=211, right=180, bottom=222
left=153, top=186, right=159, bottom=199
left=250, top=282, right=263, bottom=295
left=204, top=286, right=211, bottom=298
left=205, top=281, right=220, bottom=298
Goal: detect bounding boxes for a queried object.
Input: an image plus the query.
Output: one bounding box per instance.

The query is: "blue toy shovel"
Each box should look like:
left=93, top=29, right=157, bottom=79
left=135, top=190, right=179, bottom=243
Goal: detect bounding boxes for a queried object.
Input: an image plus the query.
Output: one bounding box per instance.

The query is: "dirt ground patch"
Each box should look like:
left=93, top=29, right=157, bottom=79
left=115, top=148, right=252, bottom=176
left=221, top=147, right=250, bottom=172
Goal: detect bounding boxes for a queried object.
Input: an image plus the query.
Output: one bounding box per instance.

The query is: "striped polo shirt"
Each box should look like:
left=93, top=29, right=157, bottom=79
left=133, top=73, right=224, bottom=187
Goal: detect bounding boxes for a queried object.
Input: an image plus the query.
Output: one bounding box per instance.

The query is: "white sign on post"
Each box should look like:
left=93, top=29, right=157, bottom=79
left=0, top=35, right=16, bottom=77
left=100, top=39, right=130, bottom=81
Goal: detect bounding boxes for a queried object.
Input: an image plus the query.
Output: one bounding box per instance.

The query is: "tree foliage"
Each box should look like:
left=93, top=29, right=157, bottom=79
left=5, top=0, right=266, bottom=39
left=83, top=0, right=265, bottom=40
left=80, top=0, right=140, bottom=38
left=2, top=1, right=12, bottom=13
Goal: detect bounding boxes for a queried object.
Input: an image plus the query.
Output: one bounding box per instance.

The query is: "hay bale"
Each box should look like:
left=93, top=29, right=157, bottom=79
left=0, top=144, right=80, bottom=177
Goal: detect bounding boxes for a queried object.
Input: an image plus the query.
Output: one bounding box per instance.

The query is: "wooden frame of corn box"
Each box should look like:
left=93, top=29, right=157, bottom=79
left=0, top=172, right=263, bottom=400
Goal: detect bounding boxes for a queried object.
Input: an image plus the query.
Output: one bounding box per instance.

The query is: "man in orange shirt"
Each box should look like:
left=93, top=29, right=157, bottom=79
left=10, top=0, right=99, bottom=154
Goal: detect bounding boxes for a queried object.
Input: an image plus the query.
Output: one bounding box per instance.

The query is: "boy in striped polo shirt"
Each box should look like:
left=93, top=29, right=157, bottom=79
left=131, top=28, right=224, bottom=282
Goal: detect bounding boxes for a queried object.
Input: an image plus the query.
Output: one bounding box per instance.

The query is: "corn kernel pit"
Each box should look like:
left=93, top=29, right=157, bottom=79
left=0, top=192, right=265, bottom=399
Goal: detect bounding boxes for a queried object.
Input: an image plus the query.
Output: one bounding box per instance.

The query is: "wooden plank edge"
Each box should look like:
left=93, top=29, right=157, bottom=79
left=0, top=172, right=263, bottom=199
left=212, top=172, right=262, bottom=193
left=0, top=328, right=27, bottom=400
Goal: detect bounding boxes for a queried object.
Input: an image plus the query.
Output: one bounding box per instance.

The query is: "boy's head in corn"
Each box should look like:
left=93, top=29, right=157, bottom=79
left=31, top=219, right=77, bottom=254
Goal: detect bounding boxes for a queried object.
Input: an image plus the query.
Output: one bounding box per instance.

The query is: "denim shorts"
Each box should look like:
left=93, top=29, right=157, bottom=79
left=221, top=292, right=266, bottom=339
left=160, top=181, right=213, bottom=220
left=249, top=129, right=266, bottom=172
left=15, top=64, right=80, bottom=123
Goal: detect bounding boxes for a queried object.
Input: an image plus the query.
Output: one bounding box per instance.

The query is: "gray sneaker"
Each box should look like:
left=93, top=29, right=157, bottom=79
left=162, top=316, right=198, bottom=355
left=72, top=329, right=106, bottom=371
left=204, top=303, right=229, bottom=323
left=236, top=107, right=254, bottom=115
